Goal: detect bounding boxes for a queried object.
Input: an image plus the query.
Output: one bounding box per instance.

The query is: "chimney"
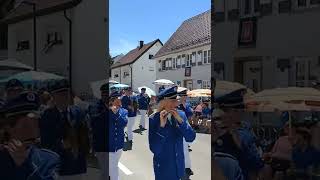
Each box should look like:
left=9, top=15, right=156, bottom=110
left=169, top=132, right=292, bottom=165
left=139, top=41, right=144, bottom=49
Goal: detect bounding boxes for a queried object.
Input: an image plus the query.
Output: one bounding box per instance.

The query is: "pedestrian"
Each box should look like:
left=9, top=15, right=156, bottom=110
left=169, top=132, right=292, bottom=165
left=0, top=91, right=60, bottom=180
left=177, top=89, right=195, bottom=177
left=4, top=79, right=24, bottom=101
left=138, top=88, right=150, bottom=130
left=121, top=87, right=137, bottom=150
left=109, top=91, right=128, bottom=180
left=194, top=102, right=203, bottom=118
left=149, top=86, right=196, bottom=180
left=40, top=80, right=89, bottom=180
left=87, top=83, right=109, bottom=180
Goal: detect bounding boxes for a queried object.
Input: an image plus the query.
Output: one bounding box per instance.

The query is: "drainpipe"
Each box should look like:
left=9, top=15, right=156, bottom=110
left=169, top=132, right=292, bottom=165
left=64, top=10, right=72, bottom=93
left=129, top=64, right=133, bottom=88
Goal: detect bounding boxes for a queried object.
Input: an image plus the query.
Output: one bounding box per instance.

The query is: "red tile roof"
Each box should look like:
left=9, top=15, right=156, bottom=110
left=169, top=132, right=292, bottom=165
left=155, top=10, right=211, bottom=58
left=111, top=39, right=162, bottom=69
left=1, top=0, right=81, bottom=24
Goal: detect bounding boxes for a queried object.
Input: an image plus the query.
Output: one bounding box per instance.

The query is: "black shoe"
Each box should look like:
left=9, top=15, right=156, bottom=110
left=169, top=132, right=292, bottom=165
left=188, top=149, right=192, bottom=152
left=139, top=125, right=147, bottom=131
left=185, top=168, right=194, bottom=176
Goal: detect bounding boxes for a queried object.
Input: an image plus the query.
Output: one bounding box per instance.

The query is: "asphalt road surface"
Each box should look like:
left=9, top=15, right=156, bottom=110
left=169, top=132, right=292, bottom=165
left=118, top=115, right=211, bottom=180
left=80, top=114, right=211, bottom=180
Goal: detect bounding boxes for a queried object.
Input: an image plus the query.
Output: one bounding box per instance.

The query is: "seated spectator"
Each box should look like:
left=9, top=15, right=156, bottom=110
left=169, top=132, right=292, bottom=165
left=202, top=103, right=211, bottom=119
left=292, top=128, right=320, bottom=171
left=194, top=102, right=203, bottom=117
left=214, top=152, right=244, bottom=180
left=261, top=122, right=294, bottom=179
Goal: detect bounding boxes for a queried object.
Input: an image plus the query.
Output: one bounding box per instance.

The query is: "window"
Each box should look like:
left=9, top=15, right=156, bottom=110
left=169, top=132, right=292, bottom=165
left=215, top=0, right=225, bottom=12
left=149, top=54, right=154, bottom=59
left=173, top=58, right=176, bottom=69
left=279, top=0, right=291, bottom=13
left=198, top=51, right=203, bottom=65
left=114, top=74, right=119, bottom=78
left=191, top=52, right=196, bottom=65
left=254, top=0, right=260, bottom=12
left=208, top=50, right=211, bottom=63
left=186, top=55, right=191, bottom=67
left=203, top=51, right=208, bottom=64
left=298, top=0, right=307, bottom=6
left=182, top=55, right=186, bottom=67
left=168, top=58, right=172, bottom=69
left=162, top=60, right=166, bottom=70
left=0, top=25, right=8, bottom=50
left=177, top=56, right=181, bottom=67
left=16, top=41, right=30, bottom=51
left=202, top=80, right=211, bottom=89
left=244, top=0, right=251, bottom=15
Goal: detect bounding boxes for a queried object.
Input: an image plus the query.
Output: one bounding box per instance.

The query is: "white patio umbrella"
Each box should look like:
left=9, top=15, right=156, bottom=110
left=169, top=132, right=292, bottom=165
left=109, top=80, right=119, bottom=84
left=244, top=87, right=320, bottom=136
left=0, top=58, right=33, bottom=70
left=153, top=79, right=175, bottom=86
left=187, top=89, right=211, bottom=97
left=214, top=80, right=254, bottom=97
left=111, top=84, right=129, bottom=88
left=138, top=86, right=156, bottom=97
left=0, top=71, right=65, bottom=84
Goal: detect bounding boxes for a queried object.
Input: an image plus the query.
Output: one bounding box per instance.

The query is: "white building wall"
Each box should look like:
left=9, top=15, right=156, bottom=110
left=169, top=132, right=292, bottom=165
left=132, top=41, right=162, bottom=92
left=155, top=44, right=211, bottom=91
left=71, top=0, right=107, bottom=95
left=215, top=5, right=320, bottom=89
left=8, top=13, right=68, bottom=75
left=7, top=0, right=107, bottom=96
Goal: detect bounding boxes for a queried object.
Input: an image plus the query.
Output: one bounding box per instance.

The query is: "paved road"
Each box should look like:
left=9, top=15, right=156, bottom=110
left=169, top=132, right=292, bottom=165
left=118, top=115, right=211, bottom=180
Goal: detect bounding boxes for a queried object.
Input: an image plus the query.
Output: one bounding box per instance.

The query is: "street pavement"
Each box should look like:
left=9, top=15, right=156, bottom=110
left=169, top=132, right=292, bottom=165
left=119, top=115, right=211, bottom=180
left=82, top=114, right=211, bottom=180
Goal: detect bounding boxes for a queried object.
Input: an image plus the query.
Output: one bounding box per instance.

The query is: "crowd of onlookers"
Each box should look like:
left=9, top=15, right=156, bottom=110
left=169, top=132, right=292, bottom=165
left=212, top=108, right=320, bottom=180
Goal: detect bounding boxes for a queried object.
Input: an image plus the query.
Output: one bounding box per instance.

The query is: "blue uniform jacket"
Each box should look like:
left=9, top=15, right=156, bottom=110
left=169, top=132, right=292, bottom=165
left=0, top=146, right=60, bottom=180
left=149, top=110, right=196, bottom=180
left=121, top=95, right=137, bottom=117
left=138, top=94, right=150, bottom=110
left=214, top=152, right=244, bottom=180
left=40, top=107, right=64, bottom=153
left=237, top=127, right=264, bottom=179
left=40, top=106, right=87, bottom=176
left=178, top=103, right=193, bottom=119
left=88, top=100, right=108, bottom=152
left=108, top=108, right=128, bottom=152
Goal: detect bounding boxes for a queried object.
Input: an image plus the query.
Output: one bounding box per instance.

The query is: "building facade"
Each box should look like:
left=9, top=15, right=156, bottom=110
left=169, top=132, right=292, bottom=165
left=111, top=40, right=163, bottom=92
left=1, top=0, right=108, bottom=96
left=214, top=0, right=320, bottom=92
left=155, top=10, right=211, bottom=92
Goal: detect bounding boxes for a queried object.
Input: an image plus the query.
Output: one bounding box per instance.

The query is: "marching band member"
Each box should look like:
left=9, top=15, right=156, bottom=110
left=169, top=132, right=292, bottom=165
left=121, top=87, right=137, bottom=149
left=149, top=86, right=196, bottom=180
left=109, top=91, right=128, bottom=180
left=40, top=80, right=89, bottom=180
left=0, top=91, right=60, bottom=180
left=4, top=79, right=24, bottom=101
left=87, top=83, right=109, bottom=180
left=177, top=89, right=194, bottom=176
left=138, top=88, right=150, bottom=130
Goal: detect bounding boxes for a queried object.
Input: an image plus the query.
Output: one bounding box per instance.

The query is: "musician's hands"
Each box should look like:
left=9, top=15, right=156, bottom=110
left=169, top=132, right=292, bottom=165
left=4, top=139, right=30, bottom=166
left=160, top=110, right=168, bottom=127
left=170, top=110, right=183, bottom=124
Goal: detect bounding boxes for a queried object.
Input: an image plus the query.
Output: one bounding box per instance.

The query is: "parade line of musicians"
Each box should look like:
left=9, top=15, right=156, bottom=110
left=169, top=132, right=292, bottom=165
left=0, top=79, right=198, bottom=180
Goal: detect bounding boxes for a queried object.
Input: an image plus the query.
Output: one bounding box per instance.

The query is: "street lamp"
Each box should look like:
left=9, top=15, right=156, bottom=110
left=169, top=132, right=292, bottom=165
left=16, top=1, right=37, bottom=71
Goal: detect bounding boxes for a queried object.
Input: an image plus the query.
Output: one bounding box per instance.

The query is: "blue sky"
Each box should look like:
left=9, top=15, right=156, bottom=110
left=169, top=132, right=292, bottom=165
left=110, top=0, right=210, bottom=57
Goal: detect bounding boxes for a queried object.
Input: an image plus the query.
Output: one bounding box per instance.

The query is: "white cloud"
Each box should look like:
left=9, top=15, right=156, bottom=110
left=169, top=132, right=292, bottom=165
left=110, top=39, right=137, bottom=57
